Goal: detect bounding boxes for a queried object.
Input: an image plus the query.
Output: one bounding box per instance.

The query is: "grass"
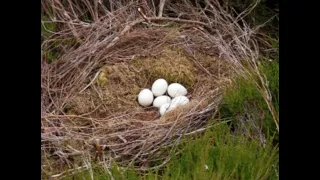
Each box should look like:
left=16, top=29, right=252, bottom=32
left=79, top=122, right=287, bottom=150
left=220, top=60, right=279, bottom=143
left=63, top=123, right=278, bottom=180
left=160, top=123, right=278, bottom=180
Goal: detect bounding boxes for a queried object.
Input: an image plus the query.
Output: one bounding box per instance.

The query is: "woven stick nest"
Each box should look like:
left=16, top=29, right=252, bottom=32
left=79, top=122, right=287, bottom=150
left=41, top=0, right=270, bottom=178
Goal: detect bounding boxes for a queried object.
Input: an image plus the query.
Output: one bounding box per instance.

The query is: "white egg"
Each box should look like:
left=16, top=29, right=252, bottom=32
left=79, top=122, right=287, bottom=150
left=167, top=83, right=187, bottom=98
left=171, top=96, right=190, bottom=106
left=153, top=95, right=171, bottom=108
left=138, top=89, right=154, bottom=107
left=159, top=103, right=170, bottom=116
left=159, top=103, right=177, bottom=116
left=152, top=79, right=168, bottom=96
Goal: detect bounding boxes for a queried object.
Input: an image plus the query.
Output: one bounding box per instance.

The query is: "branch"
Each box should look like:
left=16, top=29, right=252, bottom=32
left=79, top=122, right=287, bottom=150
left=158, top=0, right=166, bottom=17
left=105, top=8, right=216, bottom=51
left=138, top=7, right=213, bottom=31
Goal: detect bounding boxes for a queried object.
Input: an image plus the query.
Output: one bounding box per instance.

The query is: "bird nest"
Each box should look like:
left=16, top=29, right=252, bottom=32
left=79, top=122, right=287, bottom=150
left=41, top=27, right=234, bottom=176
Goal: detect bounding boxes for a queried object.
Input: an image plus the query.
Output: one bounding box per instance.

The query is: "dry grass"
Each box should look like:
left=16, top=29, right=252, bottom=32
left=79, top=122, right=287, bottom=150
left=41, top=0, right=277, bottom=179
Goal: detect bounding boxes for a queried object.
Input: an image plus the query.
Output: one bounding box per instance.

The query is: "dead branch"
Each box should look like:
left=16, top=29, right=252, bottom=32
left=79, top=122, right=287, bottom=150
left=158, top=0, right=166, bottom=17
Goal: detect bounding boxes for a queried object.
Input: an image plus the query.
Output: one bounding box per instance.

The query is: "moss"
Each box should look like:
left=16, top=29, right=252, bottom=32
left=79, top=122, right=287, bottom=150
left=97, top=70, right=108, bottom=87
left=71, top=48, right=225, bottom=118
left=93, top=64, right=148, bottom=114
left=132, top=48, right=198, bottom=89
left=68, top=95, right=93, bottom=115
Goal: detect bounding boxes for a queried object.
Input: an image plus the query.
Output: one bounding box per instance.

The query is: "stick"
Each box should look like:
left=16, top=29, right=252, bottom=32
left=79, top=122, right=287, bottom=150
left=158, top=0, right=166, bottom=17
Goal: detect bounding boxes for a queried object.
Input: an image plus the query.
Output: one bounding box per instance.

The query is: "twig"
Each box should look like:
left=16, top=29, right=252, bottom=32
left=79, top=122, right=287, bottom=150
left=158, top=0, right=167, bottom=17
left=184, top=120, right=231, bottom=136
left=79, top=69, right=101, bottom=94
